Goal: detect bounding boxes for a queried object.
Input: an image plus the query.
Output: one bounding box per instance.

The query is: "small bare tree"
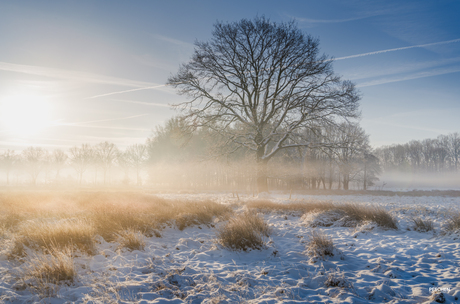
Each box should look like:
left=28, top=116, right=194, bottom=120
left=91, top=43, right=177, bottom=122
left=95, top=141, right=118, bottom=184
left=1, top=150, right=18, bottom=185
left=125, top=143, right=147, bottom=186
left=52, top=149, right=68, bottom=182
left=69, top=144, right=93, bottom=185
left=168, top=17, right=360, bottom=192
left=22, top=147, right=46, bottom=185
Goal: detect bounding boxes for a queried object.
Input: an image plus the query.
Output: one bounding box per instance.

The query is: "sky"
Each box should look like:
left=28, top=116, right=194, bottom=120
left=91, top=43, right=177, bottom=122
left=0, top=0, right=459, bottom=150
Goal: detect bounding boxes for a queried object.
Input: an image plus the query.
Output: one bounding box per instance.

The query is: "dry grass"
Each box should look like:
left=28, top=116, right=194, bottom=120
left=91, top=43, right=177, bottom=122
left=250, top=199, right=397, bottom=229
left=23, top=246, right=76, bottom=297
left=12, top=218, right=96, bottom=256
left=216, top=211, right=271, bottom=251
left=446, top=212, right=460, bottom=231
left=411, top=217, right=434, bottom=232
left=0, top=191, right=232, bottom=259
left=306, top=230, right=335, bottom=259
left=116, top=229, right=146, bottom=251
left=247, top=199, right=334, bottom=215
left=336, top=203, right=397, bottom=229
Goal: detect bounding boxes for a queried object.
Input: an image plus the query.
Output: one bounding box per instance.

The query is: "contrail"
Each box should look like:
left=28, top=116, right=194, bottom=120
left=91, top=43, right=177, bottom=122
left=86, top=39, right=460, bottom=99
left=54, top=114, right=149, bottom=126
left=0, top=61, right=156, bottom=88
left=86, top=84, right=169, bottom=99
left=334, top=38, right=460, bottom=61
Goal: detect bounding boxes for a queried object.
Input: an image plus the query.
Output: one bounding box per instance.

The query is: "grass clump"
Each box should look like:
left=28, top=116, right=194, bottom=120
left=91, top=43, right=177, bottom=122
left=411, top=217, right=434, bottom=232
left=116, top=229, right=146, bottom=251
left=13, top=218, right=96, bottom=255
left=24, top=246, right=76, bottom=297
left=446, top=212, right=460, bottom=231
left=336, top=203, right=397, bottom=229
left=217, top=211, right=271, bottom=251
left=306, top=230, right=335, bottom=259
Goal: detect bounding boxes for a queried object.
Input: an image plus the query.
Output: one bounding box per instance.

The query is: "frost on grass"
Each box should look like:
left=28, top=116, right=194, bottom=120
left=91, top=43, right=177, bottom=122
left=302, top=203, right=397, bottom=230
left=12, top=218, right=96, bottom=256
left=410, top=217, right=434, bottom=232
left=21, top=246, right=76, bottom=298
left=216, top=211, right=271, bottom=251
left=446, top=212, right=460, bottom=232
left=305, top=230, right=336, bottom=261
left=116, top=229, right=146, bottom=251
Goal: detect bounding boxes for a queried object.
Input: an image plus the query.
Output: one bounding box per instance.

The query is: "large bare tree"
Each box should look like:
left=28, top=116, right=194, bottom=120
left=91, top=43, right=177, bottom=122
left=168, top=17, right=360, bottom=192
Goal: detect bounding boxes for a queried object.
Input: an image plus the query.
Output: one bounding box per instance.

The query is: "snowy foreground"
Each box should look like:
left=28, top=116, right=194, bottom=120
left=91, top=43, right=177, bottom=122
left=1, top=193, right=460, bottom=303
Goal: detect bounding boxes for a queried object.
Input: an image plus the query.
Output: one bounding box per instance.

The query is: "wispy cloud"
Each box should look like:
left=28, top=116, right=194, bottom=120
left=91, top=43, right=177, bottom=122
left=111, top=99, right=171, bottom=108
left=293, top=16, right=372, bottom=24
left=357, top=65, right=460, bottom=87
left=150, top=33, right=194, bottom=48
left=53, top=114, right=150, bottom=131
left=345, top=57, right=460, bottom=81
left=86, top=84, right=170, bottom=99
left=0, top=61, right=157, bottom=88
left=335, top=38, right=460, bottom=61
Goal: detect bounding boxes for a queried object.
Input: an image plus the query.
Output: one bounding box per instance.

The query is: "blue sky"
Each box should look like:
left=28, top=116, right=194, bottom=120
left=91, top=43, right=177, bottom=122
left=0, top=0, right=459, bottom=149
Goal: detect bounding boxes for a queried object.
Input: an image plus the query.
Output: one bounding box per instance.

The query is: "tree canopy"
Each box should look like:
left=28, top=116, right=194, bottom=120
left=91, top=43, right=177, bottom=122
left=170, top=17, right=360, bottom=191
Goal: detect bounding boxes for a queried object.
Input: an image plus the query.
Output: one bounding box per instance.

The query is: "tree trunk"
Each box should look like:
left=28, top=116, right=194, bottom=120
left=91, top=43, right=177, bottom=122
left=343, top=174, right=349, bottom=190
left=256, top=159, right=269, bottom=193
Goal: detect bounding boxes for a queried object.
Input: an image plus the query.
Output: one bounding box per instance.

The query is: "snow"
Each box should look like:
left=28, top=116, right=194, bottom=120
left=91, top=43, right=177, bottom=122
left=1, top=192, right=460, bottom=303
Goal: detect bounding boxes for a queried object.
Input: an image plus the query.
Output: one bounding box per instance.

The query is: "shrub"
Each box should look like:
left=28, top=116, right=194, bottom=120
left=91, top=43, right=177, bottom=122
left=306, top=230, right=334, bottom=259
left=411, top=217, right=434, bottom=232
left=116, top=229, right=146, bottom=251
left=216, top=211, right=271, bottom=251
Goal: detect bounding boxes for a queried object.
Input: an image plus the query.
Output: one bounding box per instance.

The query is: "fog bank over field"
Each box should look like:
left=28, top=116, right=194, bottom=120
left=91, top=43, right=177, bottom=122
left=378, top=171, right=460, bottom=191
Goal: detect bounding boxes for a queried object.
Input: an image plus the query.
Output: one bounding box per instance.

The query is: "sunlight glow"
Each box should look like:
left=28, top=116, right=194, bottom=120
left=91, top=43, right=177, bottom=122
left=0, top=94, right=52, bottom=136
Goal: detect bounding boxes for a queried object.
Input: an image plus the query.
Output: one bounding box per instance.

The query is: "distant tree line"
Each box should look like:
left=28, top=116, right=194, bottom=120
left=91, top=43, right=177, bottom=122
left=0, top=118, right=380, bottom=191
left=374, top=133, right=460, bottom=173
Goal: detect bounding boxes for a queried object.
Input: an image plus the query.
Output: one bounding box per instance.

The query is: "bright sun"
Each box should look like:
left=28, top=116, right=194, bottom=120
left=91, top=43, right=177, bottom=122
left=0, top=94, right=52, bottom=137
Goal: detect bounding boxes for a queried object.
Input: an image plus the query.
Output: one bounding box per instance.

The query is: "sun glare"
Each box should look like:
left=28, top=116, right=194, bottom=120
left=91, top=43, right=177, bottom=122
left=0, top=94, right=52, bottom=136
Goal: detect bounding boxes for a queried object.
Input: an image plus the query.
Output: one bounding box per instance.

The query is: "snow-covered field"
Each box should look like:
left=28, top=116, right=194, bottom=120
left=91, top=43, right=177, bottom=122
left=1, top=192, right=460, bottom=303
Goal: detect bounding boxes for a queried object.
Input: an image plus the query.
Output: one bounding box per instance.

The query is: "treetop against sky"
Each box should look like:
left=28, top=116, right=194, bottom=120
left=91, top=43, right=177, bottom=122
left=0, top=0, right=459, bottom=150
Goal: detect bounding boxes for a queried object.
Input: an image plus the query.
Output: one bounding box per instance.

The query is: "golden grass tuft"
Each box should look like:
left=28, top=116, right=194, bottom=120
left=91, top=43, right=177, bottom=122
left=306, top=230, right=335, bottom=259
left=0, top=190, right=233, bottom=257
left=336, top=203, right=397, bottom=229
left=24, top=246, right=76, bottom=297
left=13, top=218, right=96, bottom=255
left=216, top=211, right=271, bottom=251
left=116, top=229, right=146, bottom=251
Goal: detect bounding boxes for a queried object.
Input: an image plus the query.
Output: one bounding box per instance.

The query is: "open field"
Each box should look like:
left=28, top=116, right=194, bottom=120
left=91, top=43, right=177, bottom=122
left=1, top=190, right=460, bottom=303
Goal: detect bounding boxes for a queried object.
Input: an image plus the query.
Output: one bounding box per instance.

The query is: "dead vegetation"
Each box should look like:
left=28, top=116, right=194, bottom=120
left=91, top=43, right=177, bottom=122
left=116, top=229, right=146, bottom=251
left=216, top=211, right=271, bottom=251
left=446, top=212, right=460, bottom=231
left=1, top=191, right=232, bottom=259
left=247, top=200, right=397, bottom=229
left=410, top=217, right=434, bottom=232
left=23, top=246, right=76, bottom=297
left=306, top=230, right=335, bottom=259
left=13, top=218, right=96, bottom=255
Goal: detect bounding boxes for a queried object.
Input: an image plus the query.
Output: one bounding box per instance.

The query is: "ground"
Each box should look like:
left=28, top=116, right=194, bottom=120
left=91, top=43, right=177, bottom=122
left=1, top=191, right=459, bottom=303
